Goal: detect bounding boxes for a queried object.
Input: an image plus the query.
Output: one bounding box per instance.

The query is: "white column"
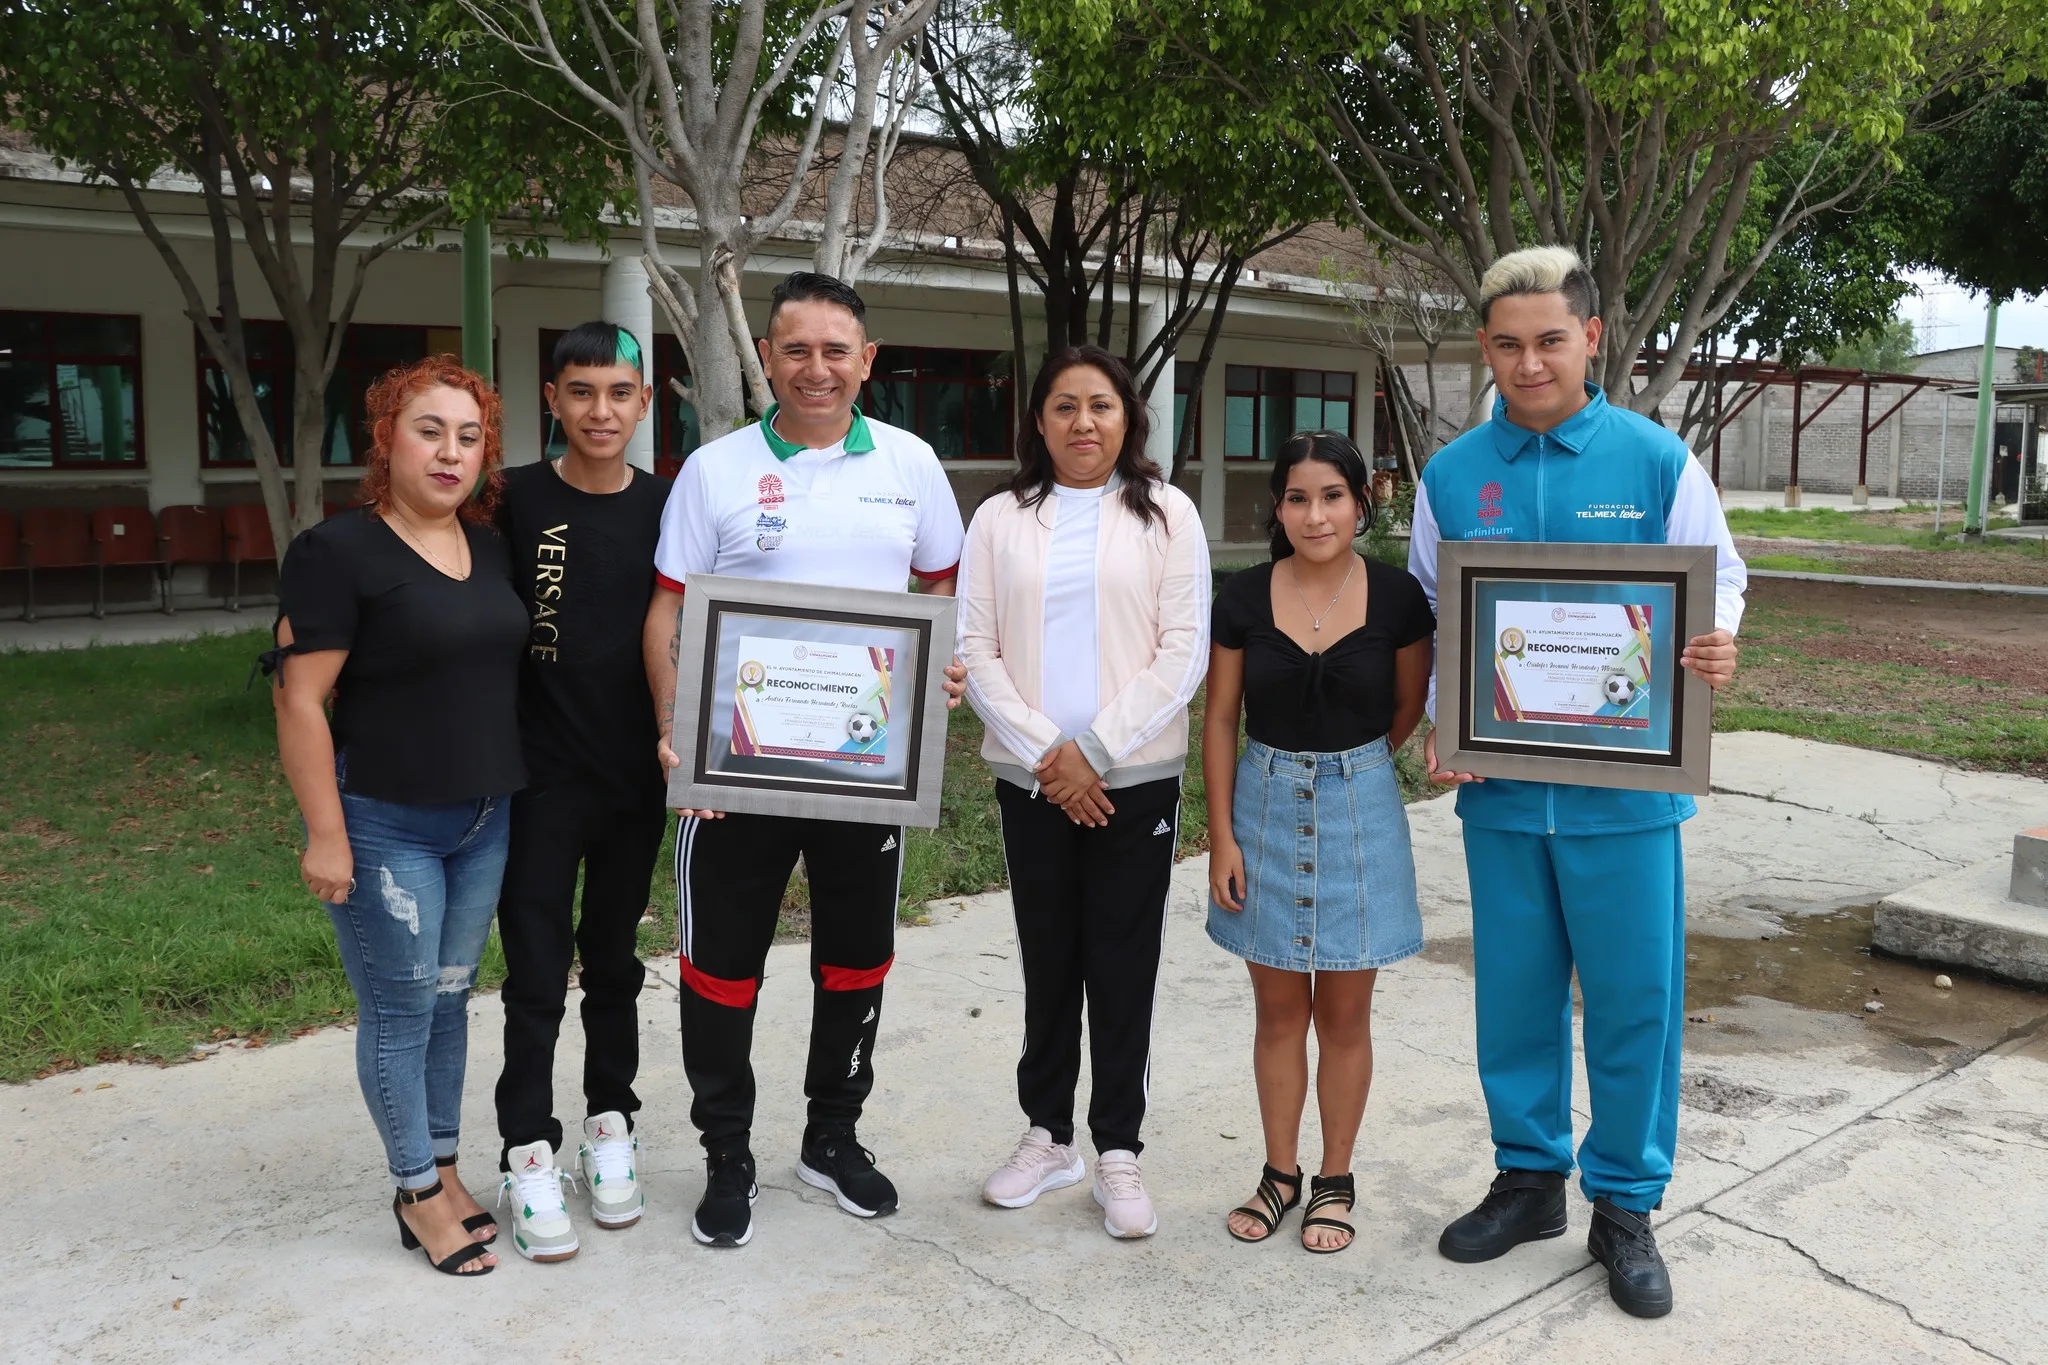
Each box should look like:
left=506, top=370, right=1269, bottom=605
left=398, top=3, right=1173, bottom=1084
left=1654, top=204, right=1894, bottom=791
left=601, top=255, right=657, bottom=472
left=1139, top=290, right=1174, bottom=474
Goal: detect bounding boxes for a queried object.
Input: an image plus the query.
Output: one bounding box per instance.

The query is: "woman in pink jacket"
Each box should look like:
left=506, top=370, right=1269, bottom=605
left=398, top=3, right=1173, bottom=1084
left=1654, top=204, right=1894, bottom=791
left=957, top=345, right=1211, bottom=1240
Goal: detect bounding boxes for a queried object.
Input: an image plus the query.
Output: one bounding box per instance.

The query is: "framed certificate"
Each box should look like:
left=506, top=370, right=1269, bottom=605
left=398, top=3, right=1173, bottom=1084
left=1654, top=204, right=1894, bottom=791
left=667, top=573, right=957, bottom=827
left=1433, top=542, right=1717, bottom=794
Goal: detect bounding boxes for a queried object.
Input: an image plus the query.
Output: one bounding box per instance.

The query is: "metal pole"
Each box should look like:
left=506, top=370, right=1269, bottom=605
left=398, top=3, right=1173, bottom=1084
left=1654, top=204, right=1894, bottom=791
left=1787, top=370, right=1804, bottom=507
left=1935, top=394, right=1950, bottom=537
left=462, top=216, right=494, bottom=382
left=1855, top=375, right=1872, bottom=503
left=1965, top=296, right=1999, bottom=540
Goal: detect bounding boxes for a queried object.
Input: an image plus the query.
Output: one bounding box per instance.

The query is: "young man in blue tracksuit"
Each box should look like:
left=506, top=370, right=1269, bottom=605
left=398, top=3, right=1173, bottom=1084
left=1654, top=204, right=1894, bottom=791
left=1407, top=246, right=1746, bottom=1319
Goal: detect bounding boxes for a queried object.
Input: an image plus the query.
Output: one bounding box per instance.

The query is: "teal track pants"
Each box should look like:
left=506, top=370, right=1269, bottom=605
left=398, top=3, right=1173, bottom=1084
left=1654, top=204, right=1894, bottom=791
left=1460, top=824, right=1686, bottom=1212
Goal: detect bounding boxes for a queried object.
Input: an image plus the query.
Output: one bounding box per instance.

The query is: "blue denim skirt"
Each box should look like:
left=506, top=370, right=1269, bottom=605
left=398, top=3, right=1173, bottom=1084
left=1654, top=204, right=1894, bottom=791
left=1207, top=737, right=1424, bottom=973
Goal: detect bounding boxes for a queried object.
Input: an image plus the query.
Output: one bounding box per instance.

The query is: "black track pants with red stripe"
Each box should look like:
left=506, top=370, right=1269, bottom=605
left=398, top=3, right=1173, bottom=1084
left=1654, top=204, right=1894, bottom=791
left=674, top=812, right=901, bottom=1153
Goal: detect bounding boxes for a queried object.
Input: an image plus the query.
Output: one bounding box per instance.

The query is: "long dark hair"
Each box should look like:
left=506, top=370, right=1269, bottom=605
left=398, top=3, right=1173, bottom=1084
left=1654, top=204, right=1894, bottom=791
left=1007, top=345, right=1162, bottom=527
left=1265, top=430, right=1376, bottom=560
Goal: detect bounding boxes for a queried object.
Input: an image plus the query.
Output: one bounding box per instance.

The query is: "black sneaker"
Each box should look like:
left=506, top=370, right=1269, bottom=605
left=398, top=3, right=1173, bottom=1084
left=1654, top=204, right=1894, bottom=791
left=797, top=1128, right=898, bottom=1218
left=691, top=1147, right=758, bottom=1248
left=1438, top=1168, right=1569, bottom=1263
left=1587, top=1197, right=1673, bottom=1318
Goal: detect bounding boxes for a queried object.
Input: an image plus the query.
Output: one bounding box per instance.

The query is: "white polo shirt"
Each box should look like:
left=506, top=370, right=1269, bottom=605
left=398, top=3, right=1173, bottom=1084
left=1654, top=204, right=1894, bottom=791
left=654, top=406, right=965, bottom=594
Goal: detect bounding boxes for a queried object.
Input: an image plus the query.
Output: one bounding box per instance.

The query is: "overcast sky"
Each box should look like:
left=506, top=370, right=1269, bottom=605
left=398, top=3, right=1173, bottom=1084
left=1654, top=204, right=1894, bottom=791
left=1906, top=271, right=2048, bottom=353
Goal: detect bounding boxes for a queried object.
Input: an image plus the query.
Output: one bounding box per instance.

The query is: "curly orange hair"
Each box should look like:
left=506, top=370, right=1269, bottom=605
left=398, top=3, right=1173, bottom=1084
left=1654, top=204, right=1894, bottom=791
left=356, top=354, right=504, bottom=523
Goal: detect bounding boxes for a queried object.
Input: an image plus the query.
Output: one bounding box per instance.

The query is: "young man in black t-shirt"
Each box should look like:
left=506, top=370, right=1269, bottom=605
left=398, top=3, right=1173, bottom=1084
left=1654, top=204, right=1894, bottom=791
left=492, top=322, right=672, bottom=1262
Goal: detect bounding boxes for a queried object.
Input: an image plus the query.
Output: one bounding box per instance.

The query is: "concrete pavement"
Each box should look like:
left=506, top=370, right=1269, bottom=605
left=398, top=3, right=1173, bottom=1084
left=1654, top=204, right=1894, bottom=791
left=5, top=732, right=2047, bottom=1363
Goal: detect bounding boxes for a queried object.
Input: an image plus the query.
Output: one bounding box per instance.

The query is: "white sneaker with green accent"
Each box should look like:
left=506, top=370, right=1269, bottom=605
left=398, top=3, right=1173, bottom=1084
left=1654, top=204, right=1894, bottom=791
left=578, top=1111, right=644, bottom=1229
left=501, top=1140, right=579, bottom=1262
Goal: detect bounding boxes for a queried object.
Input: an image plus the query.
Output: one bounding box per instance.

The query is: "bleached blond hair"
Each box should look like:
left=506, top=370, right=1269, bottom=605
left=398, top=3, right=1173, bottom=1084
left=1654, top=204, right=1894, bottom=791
left=1477, top=246, right=1596, bottom=325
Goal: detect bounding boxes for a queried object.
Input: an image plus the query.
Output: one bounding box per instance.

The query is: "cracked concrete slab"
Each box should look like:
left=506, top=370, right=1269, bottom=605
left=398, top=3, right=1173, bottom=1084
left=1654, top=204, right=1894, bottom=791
left=3, top=733, right=2045, bottom=1362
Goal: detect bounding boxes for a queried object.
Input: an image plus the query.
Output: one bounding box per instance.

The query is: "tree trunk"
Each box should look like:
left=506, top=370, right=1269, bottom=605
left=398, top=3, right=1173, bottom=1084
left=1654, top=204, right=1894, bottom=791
left=290, top=349, right=331, bottom=533
left=692, top=261, right=750, bottom=440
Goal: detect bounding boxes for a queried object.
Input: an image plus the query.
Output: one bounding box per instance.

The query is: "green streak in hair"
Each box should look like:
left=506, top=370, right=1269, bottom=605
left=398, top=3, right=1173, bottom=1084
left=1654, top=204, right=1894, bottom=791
left=615, top=327, right=643, bottom=375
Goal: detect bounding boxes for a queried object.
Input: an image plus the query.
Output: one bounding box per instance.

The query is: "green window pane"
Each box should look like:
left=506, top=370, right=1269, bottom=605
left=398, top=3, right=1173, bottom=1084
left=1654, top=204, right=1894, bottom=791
left=0, top=361, right=53, bottom=467
left=204, top=368, right=280, bottom=465
left=1325, top=400, right=1351, bottom=436
left=56, top=363, right=138, bottom=462
left=924, top=380, right=966, bottom=458
left=661, top=393, right=701, bottom=461
left=1172, top=392, right=1188, bottom=454
left=1263, top=393, right=1295, bottom=458
left=1225, top=394, right=1256, bottom=457
left=864, top=378, right=915, bottom=431
left=321, top=369, right=359, bottom=465
left=1293, top=395, right=1321, bottom=434
left=965, top=381, right=1009, bottom=457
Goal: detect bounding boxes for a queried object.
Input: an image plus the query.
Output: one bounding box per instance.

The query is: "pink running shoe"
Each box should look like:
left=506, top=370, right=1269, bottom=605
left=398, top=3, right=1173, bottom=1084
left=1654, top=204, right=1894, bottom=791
left=983, top=1127, right=1086, bottom=1208
left=1093, top=1150, right=1157, bottom=1238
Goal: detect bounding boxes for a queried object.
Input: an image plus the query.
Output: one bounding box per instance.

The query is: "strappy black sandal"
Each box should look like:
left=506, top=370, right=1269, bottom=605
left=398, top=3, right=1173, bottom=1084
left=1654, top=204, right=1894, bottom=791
left=392, top=1180, right=496, bottom=1276
left=435, top=1154, right=497, bottom=1241
left=1301, top=1173, right=1357, bottom=1254
left=1227, top=1163, right=1303, bottom=1243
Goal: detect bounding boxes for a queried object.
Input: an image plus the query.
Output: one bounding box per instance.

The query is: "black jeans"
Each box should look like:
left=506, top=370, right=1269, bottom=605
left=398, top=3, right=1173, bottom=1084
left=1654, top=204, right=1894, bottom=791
left=494, top=777, right=668, bottom=1167
left=674, top=812, right=902, bottom=1153
left=996, top=776, right=1181, bottom=1156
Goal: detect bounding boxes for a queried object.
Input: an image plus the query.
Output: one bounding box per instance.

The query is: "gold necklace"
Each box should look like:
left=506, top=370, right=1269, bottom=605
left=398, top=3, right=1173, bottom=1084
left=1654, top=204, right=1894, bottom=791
left=1289, top=554, right=1357, bottom=631
left=386, top=509, right=470, bottom=581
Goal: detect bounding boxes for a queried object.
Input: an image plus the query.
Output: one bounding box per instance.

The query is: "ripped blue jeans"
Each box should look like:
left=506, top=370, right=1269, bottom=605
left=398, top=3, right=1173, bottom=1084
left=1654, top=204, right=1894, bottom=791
left=329, top=765, right=510, bottom=1190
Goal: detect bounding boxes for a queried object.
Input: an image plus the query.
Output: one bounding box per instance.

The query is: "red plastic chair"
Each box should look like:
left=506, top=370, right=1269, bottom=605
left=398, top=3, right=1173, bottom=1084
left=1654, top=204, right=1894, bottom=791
left=221, top=503, right=277, bottom=612
left=157, top=505, right=225, bottom=615
left=91, top=506, right=166, bottom=618
left=20, top=508, right=94, bottom=623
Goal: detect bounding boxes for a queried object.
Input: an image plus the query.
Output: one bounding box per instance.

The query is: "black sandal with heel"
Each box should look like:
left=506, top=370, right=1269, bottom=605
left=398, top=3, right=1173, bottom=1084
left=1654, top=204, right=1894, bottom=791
left=435, top=1154, right=497, bottom=1240
left=1227, top=1163, right=1304, bottom=1243
left=392, top=1180, right=496, bottom=1276
left=1301, top=1173, right=1357, bottom=1254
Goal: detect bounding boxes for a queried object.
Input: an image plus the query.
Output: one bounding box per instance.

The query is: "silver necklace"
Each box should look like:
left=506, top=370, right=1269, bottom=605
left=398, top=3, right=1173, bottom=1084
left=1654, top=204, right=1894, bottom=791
left=1290, top=554, right=1357, bottom=631
left=386, top=510, right=470, bottom=581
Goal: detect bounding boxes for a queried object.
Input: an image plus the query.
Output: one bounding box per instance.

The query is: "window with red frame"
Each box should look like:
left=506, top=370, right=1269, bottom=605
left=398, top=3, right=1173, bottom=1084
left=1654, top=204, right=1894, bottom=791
left=0, top=311, right=143, bottom=468
left=198, top=322, right=461, bottom=467
left=860, top=346, right=1012, bottom=459
left=1222, top=366, right=1355, bottom=460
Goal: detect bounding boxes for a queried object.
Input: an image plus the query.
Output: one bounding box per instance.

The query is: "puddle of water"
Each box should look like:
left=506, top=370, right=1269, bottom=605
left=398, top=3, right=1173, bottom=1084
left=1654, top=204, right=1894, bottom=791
left=1418, top=907, right=2048, bottom=1055
left=1686, top=905, right=2048, bottom=1053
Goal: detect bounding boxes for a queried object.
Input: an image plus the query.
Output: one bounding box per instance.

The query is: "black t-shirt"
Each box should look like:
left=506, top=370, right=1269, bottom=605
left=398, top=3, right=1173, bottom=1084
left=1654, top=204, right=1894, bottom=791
left=276, top=507, right=529, bottom=804
left=1211, top=558, right=1436, bottom=754
left=495, top=460, right=673, bottom=806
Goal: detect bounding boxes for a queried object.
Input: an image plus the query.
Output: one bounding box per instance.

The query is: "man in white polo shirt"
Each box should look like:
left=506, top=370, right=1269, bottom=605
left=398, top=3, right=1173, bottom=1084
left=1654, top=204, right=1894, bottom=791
left=643, top=271, right=964, bottom=1249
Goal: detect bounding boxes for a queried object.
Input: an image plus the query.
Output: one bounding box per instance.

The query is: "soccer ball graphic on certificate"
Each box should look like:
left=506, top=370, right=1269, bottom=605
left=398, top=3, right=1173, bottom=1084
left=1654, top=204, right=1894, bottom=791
left=1602, top=669, right=1636, bottom=707
left=846, top=711, right=881, bottom=743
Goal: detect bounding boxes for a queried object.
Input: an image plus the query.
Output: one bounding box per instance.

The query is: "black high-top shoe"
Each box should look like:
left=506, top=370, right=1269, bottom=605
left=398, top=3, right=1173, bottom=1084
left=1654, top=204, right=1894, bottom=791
left=1438, top=1168, right=1569, bottom=1263
left=690, top=1147, right=759, bottom=1248
left=1587, top=1197, right=1673, bottom=1318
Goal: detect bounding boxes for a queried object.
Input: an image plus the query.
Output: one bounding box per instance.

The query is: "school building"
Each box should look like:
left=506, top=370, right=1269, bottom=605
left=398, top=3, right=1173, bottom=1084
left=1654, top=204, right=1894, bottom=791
left=0, top=138, right=1443, bottom=617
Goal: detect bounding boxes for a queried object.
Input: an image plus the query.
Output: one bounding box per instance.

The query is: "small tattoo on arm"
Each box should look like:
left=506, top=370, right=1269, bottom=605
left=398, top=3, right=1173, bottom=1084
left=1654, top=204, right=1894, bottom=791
left=668, top=630, right=680, bottom=667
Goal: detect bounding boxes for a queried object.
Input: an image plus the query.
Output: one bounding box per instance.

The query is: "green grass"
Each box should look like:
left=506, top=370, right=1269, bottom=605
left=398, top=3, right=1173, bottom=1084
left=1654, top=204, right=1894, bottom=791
left=1714, top=599, right=2048, bottom=772
left=1722, top=506, right=2041, bottom=553
left=0, top=631, right=1438, bottom=1080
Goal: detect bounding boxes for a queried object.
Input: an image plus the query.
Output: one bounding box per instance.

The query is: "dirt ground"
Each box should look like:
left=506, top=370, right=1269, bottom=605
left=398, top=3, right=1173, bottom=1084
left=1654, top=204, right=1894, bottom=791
left=1743, top=577, right=2048, bottom=689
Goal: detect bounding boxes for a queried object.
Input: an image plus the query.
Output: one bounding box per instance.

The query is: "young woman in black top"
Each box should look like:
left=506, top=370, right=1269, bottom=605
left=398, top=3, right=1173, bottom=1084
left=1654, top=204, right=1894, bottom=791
left=269, top=356, right=528, bottom=1278
left=1204, top=431, right=1434, bottom=1254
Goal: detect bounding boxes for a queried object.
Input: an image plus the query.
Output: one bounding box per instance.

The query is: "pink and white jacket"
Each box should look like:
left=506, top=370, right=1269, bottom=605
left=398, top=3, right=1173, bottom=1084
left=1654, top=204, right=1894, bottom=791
left=957, top=476, right=1211, bottom=790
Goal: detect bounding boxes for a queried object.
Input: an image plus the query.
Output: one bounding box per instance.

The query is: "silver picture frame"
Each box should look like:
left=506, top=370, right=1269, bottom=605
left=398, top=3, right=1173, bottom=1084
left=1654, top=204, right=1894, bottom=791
left=666, top=572, right=958, bottom=827
left=1433, top=541, right=1717, bottom=795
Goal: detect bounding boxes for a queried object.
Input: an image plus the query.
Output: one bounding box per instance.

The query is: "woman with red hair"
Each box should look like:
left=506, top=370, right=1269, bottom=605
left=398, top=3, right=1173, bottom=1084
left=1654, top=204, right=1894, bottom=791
left=267, top=356, right=528, bottom=1278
